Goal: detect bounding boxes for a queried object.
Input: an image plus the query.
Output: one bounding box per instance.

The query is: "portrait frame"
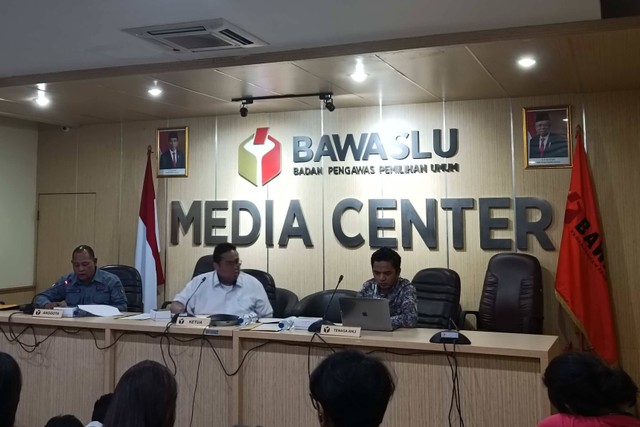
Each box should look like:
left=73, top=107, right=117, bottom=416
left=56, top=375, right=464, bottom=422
left=157, top=126, right=189, bottom=177
left=523, top=106, right=572, bottom=169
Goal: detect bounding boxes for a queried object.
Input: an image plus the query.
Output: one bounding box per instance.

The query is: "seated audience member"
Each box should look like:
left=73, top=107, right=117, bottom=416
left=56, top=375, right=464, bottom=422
left=86, top=393, right=113, bottom=427
left=102, top=360, right=177, bottom=427
left=170, top=243, right=273, bottom=317
left=34, top=245, right=128, bottom=312
left=45, top=415, right=84, bottom=427
left=358, top=247, right=417, bottom=328
left=0, top=352, right=22, bottom=427
left=538, top=352, right=640, bottom=427
left=309, top=350, right=395, bottom=427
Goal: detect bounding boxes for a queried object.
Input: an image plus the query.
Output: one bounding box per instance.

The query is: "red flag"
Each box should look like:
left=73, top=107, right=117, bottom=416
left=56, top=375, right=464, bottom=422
left=555, top=126, right=617, bottom=364
left=135, top=148, right=165, bottom=312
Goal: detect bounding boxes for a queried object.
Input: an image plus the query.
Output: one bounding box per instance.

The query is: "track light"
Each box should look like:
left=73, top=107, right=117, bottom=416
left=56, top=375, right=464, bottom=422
left=324, top=97, right=335, bottom=112
left=232, top=92, right=335, bottom=113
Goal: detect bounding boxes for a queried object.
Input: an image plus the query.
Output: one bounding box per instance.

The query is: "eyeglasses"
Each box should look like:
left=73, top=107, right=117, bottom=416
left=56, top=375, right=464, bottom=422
left=221, top=259, right=242, bottom=267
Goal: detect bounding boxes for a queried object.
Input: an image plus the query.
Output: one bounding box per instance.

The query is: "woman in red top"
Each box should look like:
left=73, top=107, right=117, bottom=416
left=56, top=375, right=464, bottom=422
left=539, top=352, right=640, bottom=427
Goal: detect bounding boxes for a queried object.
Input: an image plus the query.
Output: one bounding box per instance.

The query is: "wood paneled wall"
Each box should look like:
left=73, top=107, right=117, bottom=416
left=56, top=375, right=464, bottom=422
left=36, top=90, right=640, bottom=381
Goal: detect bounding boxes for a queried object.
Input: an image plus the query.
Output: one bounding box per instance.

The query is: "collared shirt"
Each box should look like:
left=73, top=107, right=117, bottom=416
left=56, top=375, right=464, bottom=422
left=358, top=277, right=417, bottom=329
left=34, top=269, right=128, bottom=312
left=173, top=271, right=273, bottom=317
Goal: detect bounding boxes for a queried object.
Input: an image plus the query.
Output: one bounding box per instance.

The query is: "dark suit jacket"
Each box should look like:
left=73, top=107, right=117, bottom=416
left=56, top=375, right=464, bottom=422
left=529, top=133, right=568, bottom=158
left=159, top=149, right=186, bottom=169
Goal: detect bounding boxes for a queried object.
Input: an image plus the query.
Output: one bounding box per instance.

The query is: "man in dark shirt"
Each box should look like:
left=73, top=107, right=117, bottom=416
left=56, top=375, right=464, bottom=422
left=34, top=245, right=128, bottom=311
left=358, top=247, right=417, bottom=329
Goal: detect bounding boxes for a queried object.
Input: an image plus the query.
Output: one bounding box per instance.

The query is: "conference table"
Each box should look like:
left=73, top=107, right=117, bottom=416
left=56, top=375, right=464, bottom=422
left=0, top=312, right=559, bottom=427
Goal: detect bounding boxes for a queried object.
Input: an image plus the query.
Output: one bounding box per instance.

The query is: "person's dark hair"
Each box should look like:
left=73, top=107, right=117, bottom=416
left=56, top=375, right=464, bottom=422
left=168, top=131, right=178, bottom=140
left=72, top=244, right=95, bottom=260
left=44, top=415, right=84, bottom=427
left=213, top=243, right=237, bottom=264
left=102, top=360, right=177, bottom=427
left=309, top=350, right=395, bottom=427
left=543, top=352, right=638, bottom=416
left=91, top=393, right=113, bottom=423
left=0, top=352, right=22, bottom=427
left=370, top=247, right=401, bottom=271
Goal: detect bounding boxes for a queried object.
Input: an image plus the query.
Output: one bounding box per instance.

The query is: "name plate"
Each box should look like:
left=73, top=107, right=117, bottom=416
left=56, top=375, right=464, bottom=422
left=174, top=317, right=209, bottom=327
left=320, top=325, right=361, bottom=337
left=33, top=309, right=63, bottom=318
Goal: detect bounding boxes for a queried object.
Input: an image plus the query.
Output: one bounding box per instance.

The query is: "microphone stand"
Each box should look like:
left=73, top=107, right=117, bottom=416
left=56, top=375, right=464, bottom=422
left=308, top=275, right=344, bottom=332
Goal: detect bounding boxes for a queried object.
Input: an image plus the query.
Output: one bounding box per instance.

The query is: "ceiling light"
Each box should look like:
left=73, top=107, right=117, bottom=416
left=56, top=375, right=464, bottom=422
left=35, top=96, right=50, bottom=107
left=34, top=89, right=50, bottom=107
left=148, top=80, right=162, bottom=97
left=321, top=94, right=335, bottom=112
left=517, top=57, right=536, bottom=69
left=350, top=59, right=368, bottom=82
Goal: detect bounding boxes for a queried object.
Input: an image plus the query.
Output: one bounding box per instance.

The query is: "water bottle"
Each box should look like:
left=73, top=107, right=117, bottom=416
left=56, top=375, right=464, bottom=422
left=277, top=316, right=296, bottom=330
left=240, top=312, right=258, bottom=326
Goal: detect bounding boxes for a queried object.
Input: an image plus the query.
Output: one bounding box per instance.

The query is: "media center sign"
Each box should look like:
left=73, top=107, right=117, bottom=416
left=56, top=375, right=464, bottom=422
left=170, top=127, right=556, bottom=251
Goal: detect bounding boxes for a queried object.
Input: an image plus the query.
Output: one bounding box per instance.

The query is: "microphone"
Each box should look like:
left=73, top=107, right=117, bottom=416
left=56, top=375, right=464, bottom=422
left=429, top=317, right=471, bottom=345
left=171, top=276, right=206, bottom=323
left=308, top=275, right=344, bottom=333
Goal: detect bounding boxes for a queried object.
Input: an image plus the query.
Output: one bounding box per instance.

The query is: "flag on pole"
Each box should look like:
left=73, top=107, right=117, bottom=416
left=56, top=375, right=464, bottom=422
left=135, top=147, right=165, bottom=312
left=555, top=126, right=617, bottom=364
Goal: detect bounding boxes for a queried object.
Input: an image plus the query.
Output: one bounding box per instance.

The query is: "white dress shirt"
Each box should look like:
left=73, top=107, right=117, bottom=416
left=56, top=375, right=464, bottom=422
left=173, top=271, right=273, bottom=317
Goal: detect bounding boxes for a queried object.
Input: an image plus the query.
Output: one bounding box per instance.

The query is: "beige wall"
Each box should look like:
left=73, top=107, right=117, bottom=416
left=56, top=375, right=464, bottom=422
left=0, top=117, right=37, bottom=291
left=36, top=91, right=640, bottom=380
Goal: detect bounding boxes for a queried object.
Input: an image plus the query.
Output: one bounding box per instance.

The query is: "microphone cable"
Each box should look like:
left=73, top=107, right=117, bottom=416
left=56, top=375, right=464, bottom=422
left=443, top=342, right=465, bottom=427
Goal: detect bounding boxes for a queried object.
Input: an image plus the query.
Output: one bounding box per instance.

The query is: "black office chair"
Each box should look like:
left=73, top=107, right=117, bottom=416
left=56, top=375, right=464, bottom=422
left=460, top=253, right=543, bottom=334
left=412, top=268, right=461, bottom=329
left=291, top=290, right=358, bottom=323
left=192, top=254, right=214, bottom=278
left=101, top=265, right=143, bottom=312
left=274, top=288, right=299, bottom=318
left=191, top=255, right=278, bottom=312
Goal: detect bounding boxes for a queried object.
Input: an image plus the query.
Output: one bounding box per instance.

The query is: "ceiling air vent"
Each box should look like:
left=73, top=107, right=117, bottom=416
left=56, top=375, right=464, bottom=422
left=123, top=19, right=267, bottom=52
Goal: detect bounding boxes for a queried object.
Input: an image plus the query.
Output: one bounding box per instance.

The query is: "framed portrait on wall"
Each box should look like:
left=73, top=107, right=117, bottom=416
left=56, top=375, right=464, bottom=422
left=157, top=127, right=188, bottom=177
left=523, top=106, right=572, bottom=169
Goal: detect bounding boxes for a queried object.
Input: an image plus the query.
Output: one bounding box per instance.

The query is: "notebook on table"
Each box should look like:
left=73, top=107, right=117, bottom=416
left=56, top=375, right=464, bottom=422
left=339, top=297, right=393, bottom=331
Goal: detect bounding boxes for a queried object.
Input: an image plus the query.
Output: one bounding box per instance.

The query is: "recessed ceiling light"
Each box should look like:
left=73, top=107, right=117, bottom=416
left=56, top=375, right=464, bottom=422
left=34, top=96, right=50, bottom=107
left=34, top=87, right=50, bottom=107
left=350, top=58, right=368, bottom=82
left=517, top=57, right=536, bottom=69
left=148, top=80, right=163, bottom=97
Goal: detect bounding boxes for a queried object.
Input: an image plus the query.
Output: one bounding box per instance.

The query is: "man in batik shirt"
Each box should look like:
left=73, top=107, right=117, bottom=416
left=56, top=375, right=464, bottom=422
left=358, top=247, right=417, bottom=329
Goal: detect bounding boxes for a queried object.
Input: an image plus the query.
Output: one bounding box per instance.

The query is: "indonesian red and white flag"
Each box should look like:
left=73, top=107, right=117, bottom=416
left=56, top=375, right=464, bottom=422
left=135, top=149, right=165, bottom=312
left=555, top=126, right=618, bottom=364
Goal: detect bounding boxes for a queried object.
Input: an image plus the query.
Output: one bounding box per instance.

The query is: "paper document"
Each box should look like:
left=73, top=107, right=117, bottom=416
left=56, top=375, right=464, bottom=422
left=252, top=323, right=283, bottom=332
left=258, top=318, right=283, bottom=324
left=78, top=305, right=121, bottom=317
left=293, top=317, right=322, bottom=330
left=117, top=313, right=150, bottom=320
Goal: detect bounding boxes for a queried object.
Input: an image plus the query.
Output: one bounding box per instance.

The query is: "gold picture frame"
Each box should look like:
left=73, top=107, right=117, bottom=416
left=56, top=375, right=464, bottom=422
left=157, top=126, right=189, bottom=177
left=523, top=106, right=572, bottom=169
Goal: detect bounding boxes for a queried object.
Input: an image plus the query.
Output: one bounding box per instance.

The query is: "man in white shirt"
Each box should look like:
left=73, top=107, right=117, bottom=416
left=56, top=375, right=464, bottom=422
left=170, top=243, right=273, bottom=317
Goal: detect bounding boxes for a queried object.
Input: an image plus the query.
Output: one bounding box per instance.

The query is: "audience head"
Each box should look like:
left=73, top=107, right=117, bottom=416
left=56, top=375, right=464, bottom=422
left=0, top=352, right=22, bottom=427
left=44, top=415, right=83, bottom=427
left=102, top=360, right=177, bottom=427
left=309, top=350, right=395, bottom=427
left=543, top=352, right=638, bottom=416
left=91, top=393, right=113, bottom=423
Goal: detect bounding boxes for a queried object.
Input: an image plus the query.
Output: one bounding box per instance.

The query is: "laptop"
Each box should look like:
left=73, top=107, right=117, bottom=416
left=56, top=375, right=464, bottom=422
left=339, top=297, right=393, bottom=331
